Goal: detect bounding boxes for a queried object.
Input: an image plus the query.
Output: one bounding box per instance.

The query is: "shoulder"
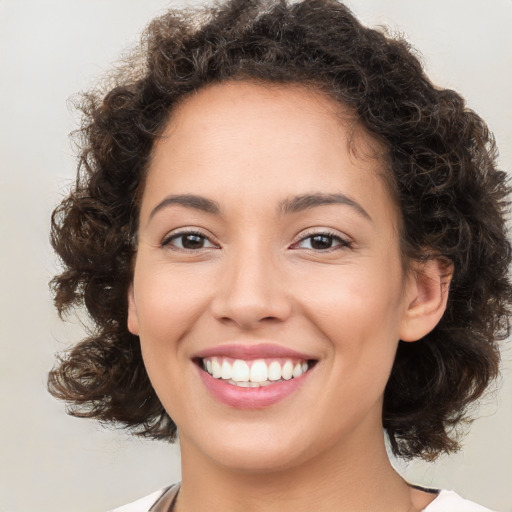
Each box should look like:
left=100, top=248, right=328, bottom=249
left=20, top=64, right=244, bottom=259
left=424, top=490, right=494, bottom=512
left=108, top=485, right=177, bottom=512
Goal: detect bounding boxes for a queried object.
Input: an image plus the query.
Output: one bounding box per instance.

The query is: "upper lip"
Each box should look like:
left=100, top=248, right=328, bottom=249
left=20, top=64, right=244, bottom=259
left=193, top=343, right=316, bottom=361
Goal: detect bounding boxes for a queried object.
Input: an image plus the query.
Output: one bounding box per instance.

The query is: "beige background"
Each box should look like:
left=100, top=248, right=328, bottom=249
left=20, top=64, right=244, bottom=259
left=0, top=1, right=511, bottom=511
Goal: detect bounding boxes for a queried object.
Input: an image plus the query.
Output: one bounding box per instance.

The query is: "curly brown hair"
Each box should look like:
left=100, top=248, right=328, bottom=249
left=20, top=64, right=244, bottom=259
left=48, top=0, right=512, bottom=461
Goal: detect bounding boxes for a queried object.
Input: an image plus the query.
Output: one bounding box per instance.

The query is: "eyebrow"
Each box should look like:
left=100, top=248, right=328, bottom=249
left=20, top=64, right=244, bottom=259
left=148, top=194, right=221, bottom=221
left=147, top=192, right=372, bottom=223
left=278, top=193, right=372, bottom=222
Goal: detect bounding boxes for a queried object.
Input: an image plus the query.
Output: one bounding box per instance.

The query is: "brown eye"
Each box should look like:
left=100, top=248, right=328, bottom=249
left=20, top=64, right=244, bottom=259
left=180, top=234, right=206, bottom=249
left=162, top=231, right=217, bottom=250
left=309, top=235, right=334, bottom=250
left=294, top=232, right=351, bottom=252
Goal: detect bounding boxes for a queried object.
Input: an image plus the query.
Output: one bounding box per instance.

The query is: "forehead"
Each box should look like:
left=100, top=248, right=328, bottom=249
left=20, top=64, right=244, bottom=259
left=143, top=80, right=397, bottom=225
left=165, top=81, right=375, bottom=157
left=173, top=80, right=346, bottom=126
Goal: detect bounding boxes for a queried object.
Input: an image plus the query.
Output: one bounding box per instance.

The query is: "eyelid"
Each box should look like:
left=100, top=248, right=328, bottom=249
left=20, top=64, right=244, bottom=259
left=161, top=228, right=220, bottom=250
left=290, top=228, right=353, bottom=251
left=160, top=227, right=352, bottom=252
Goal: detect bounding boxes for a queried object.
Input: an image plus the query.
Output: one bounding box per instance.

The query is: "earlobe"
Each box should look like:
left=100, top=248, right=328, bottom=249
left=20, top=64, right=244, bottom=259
left=127, top=283, right=140, bottom=336
left=399, top=258, right=453, bottom=342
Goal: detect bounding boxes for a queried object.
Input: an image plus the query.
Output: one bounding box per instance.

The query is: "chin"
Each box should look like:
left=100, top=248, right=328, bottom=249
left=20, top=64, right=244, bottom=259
left=184, top=423, right=314, bottom=474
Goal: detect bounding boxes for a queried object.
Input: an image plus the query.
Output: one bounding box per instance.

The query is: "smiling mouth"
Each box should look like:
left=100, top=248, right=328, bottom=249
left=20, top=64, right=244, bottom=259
left=195, top=357, right=317, bottom=387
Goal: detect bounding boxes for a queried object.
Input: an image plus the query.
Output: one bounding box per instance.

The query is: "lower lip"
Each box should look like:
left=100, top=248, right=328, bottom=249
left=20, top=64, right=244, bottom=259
left=197, top=366, right=312, bottom=409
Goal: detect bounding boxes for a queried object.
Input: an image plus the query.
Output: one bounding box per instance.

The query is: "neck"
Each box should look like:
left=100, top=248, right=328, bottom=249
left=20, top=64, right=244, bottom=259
left=176, top=427, right=418, bottom=512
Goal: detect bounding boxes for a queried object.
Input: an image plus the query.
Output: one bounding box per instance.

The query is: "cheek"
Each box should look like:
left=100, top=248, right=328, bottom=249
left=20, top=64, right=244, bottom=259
left=132, top=265, right=214, bottom=415
left=132, top=263, right=215, bottom=387
left=134, top=264, right=210, bottom=335
left=301, top=261, right=404, bottom=334
left=297, top=261, right=405, bottom=382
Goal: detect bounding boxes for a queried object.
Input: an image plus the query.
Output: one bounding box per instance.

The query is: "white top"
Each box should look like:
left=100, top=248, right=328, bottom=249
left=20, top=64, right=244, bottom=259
left=110, top=488, right=170, bottom=512
left=422, top=490, right=493, bottom=511
left=109, top=486, right=494, bottom=512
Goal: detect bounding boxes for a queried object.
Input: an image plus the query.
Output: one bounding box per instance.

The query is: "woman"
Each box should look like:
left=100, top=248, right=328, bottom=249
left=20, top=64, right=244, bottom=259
left=48, top=0, right=511, bottom=510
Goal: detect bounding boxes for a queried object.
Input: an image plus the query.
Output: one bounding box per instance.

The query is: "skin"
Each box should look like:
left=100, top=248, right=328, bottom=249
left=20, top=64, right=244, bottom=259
left=128, top=81, right=450, bottom=512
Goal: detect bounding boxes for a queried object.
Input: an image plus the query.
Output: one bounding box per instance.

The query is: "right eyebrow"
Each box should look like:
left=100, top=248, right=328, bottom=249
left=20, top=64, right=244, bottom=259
left=147, top=194, right=221, bottom=223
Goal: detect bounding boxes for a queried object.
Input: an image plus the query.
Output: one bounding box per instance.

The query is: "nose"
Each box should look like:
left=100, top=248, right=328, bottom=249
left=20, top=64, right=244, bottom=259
left=210, top=247, right=292, bottom=330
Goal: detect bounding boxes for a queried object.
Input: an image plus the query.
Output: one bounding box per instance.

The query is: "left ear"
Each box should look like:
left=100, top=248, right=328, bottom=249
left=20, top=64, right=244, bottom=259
left=399, top=257, right=453, bottom=342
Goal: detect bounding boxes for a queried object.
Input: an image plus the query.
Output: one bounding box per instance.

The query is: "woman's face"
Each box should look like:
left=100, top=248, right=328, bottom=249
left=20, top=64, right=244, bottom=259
left=128, top=81, right=416, bottom=472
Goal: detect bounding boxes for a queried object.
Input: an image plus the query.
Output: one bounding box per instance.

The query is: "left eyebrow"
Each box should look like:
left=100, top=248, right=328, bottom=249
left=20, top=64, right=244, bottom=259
left=278, top=193, right=373, bottom=223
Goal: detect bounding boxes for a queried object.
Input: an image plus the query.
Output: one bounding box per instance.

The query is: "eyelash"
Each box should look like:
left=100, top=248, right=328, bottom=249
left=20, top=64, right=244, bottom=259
left=161, top=229, right=352, bottom=252
left=290, top=230, right=353, bottom=253
left=161, top=230, right=218, bottom=251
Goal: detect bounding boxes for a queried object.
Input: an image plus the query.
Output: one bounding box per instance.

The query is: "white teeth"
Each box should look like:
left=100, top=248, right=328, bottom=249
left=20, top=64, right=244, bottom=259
left=202, top=356, right=313, bottom=385
left=235, top=381, right=253, bottom=388
left=268, top=361, right=282, bottom=381
left=281, top=360, right=294, bottom=380
left=221, top=359, right=232, bottom=380
left=211, top=358, right=222, bottom=378
left=231, top=359, right=250, bottom=382
left=231, top=380, right=273, bottom=388
left=292, top=362, right=303, bottom=378
left=250, top=360, right=268, bottom=383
